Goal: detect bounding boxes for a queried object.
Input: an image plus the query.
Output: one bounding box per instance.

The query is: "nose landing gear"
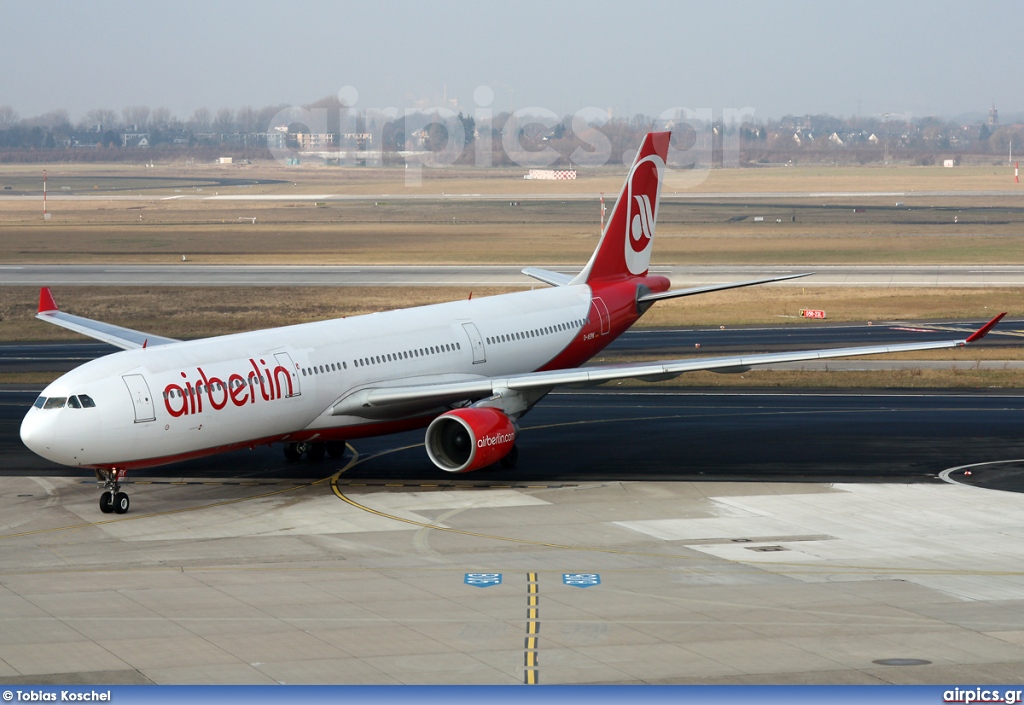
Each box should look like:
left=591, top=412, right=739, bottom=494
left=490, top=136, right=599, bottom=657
left=97, top=469, right=130, bottom=514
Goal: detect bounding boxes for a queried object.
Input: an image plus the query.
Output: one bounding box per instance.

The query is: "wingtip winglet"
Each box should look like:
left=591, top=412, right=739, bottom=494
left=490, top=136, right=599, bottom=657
left=38, top=287, right=58, bottom=314
left=965, top=312, right=1007, bottom=343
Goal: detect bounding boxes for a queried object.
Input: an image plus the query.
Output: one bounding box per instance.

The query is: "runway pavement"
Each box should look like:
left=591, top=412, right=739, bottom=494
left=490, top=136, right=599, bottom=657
left=3, top=387, right=1024, bottom=684
left=3, top=263, right=1024, bottom=287
left=7, top=189, right=1024, bottom=202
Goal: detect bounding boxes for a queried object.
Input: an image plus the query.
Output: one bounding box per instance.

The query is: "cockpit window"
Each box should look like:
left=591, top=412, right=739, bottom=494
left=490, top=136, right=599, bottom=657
left=42, top=397, right=67, bottom=410
left=67, top=396, right=82, bottom=409
left=78, top=394, right=96, bottom=408
left=33, top=396, right=46, bottom=409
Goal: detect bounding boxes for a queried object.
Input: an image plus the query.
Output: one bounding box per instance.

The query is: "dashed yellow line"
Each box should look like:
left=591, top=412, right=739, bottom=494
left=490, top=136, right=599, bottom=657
left=524, top=572, right=540, bottom=685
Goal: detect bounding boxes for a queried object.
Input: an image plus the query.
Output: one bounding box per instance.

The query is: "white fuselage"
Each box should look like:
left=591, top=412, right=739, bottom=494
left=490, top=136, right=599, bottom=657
left=21, top=285, right=596, bottom=469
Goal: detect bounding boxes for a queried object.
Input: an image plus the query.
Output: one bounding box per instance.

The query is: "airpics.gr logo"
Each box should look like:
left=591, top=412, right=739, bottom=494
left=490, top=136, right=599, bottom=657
left=623, top=154, right=664, bottom=275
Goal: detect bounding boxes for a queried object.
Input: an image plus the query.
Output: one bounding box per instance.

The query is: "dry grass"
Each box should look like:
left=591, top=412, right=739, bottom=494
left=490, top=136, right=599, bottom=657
left=2, top=200, right=1024, bottom=264
left=4, top=162, right=1024, bottom=390
left=2, top=285, right=1019, bottom=342
left=4, top=162, right=1024, bottom=266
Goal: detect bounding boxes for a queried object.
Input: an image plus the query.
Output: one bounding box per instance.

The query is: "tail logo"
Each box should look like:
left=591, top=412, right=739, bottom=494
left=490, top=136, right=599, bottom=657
left=630, top=194, right=655, bottom=252
left=623, top=156, right=663, bottom=275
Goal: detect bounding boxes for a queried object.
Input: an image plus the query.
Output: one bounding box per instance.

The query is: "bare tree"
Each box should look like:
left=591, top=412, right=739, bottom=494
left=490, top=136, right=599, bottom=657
left=122, top=105, right=150, bottom=130
left=189, top=107, right=211, bottom=132
left=257, top=104, right=289, bottom=133
left=212, top=107, right=235, bottom=135
left=80, top=108, right=119, bottom=132
left=151, top=106, right=172, bottom=129
left=26, top=109, right=71, bottom=130
left=235, top=105, right=257, bottom=133
left=0, top=105, right=19, bottom=129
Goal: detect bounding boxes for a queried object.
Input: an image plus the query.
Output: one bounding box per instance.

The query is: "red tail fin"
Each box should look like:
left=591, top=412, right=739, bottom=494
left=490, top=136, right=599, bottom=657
left=572, top=131, right=670, bottom=284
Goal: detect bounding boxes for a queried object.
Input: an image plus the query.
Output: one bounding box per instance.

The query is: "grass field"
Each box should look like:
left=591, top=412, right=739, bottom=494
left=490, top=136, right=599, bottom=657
left=2, top=285, right=1019, bottom=342
left=3, top=161, right=1024, bottom=265
left=2, top=197, right=1024, bottom=264
left=3, top=161, right=1024, bottom=388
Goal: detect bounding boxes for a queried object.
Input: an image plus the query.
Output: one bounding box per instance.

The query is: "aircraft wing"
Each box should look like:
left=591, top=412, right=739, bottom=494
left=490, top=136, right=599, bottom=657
left=637, top=272, right=814, bottom=303
left=35, top=287, right=180, bottom=350
left=332, top=313, right=1006, bottom=418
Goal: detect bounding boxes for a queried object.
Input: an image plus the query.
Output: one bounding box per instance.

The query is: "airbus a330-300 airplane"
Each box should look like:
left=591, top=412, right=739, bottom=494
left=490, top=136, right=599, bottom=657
left=20, top=132, right=1006, bottom=514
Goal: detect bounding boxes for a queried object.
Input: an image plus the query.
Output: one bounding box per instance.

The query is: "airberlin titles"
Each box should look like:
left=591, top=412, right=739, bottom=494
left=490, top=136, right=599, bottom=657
left=163, top=358, right=294, bottom=418
left=478, top=429, right=516, bottom=449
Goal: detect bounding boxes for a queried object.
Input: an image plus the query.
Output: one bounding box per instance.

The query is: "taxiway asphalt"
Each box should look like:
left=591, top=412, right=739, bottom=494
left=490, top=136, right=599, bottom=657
left=3, top=387, right=1024, bottom=684
left=5, top=331, right=1024, bottom=685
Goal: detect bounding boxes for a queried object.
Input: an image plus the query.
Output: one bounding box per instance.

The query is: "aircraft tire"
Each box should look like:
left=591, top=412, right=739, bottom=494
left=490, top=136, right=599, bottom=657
left=326, top=441, right=347, bottom=459
left=99, top=491, right=114, bottom=513
left=283, top=443, right=302, bottom=461
left=113, top=492, right=130, bottom=514
left=307, top=442, right=326, bottom=461
left=499, top=445, right=519, bottom=469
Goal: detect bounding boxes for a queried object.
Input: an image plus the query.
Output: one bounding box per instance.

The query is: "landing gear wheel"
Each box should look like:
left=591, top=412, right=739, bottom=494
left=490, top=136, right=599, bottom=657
left=499, top=444, right=519, bottom=468
left=326, top=441, right=347, bottom=459
left=306, top=442, right=326, bottom=461
left=97, top=469, right=128, bottom=514
left=283, top=443, right=302, bottom=461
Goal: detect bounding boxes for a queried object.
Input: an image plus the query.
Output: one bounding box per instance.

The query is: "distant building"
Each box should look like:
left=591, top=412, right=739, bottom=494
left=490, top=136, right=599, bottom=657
left=990, top=103, right=999, bottom=126
left=292, top=133, right=335, bottom=149
left=121, top=133, right=150, bottom=148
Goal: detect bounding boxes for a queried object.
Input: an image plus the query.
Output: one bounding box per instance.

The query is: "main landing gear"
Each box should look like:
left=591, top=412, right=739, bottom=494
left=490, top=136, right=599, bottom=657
left=97, top=469, right=130, bottom=514
left=283, top=441, right=347, bottom=462
left=499, top=444, right=519, bottom=468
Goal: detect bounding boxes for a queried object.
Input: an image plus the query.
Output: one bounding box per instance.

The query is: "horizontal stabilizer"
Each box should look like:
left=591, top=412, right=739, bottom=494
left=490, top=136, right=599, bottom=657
left=522, top=267, right=575, bottom=287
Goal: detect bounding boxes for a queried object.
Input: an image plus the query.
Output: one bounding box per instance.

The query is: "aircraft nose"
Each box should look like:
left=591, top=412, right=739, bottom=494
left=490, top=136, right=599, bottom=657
left=20, top=408, right=58, bottom=461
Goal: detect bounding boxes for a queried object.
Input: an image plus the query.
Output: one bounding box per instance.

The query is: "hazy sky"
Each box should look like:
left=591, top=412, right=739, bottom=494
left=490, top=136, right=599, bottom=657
left=3, top=0, right=1021, bottom=123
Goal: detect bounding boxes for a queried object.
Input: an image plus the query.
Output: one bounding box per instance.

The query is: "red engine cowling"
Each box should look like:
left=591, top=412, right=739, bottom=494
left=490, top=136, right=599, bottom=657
left=425, top=407, right=516, bottom=473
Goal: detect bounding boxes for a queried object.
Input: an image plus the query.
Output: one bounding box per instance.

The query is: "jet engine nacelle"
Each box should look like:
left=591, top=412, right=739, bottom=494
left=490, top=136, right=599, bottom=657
left=425, top=407, right=517, bottom=473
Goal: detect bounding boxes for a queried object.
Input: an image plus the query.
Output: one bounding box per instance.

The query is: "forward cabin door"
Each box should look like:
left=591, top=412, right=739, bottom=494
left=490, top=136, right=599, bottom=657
left=122, top=374, right=156, bottom=423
